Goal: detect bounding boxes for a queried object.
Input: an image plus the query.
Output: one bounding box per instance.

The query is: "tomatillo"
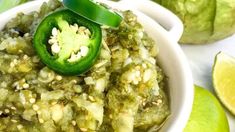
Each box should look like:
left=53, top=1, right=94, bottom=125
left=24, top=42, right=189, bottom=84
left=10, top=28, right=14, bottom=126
left=63, top=0, right=122, bottom=28
left=33, top=9, right=102, bottom=75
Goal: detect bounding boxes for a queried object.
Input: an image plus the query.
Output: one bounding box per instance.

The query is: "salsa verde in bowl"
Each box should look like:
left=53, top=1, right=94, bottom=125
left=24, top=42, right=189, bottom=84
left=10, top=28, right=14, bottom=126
left=0, top=0, right=193, bottom=131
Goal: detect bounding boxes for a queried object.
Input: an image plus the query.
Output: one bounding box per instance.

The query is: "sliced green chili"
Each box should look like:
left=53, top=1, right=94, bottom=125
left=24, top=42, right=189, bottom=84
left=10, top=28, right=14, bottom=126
left=63, top=0, right=123, bottom=28
left=33, top=9, right=102, bottom=75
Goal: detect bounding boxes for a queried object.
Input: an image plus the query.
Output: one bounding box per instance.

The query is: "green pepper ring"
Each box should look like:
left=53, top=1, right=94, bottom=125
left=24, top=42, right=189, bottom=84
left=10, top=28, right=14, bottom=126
left=33, top=9, right=102, bottom=75
left=63, top=0, right=123, bottom=28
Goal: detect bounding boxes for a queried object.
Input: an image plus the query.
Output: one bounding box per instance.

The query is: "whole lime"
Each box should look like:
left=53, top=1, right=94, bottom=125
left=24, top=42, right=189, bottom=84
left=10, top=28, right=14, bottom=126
left=184, top=85, right=229, bottom=132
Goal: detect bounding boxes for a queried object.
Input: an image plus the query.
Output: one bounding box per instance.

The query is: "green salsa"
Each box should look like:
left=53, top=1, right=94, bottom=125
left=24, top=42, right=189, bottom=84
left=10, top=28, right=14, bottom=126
left=0, top=0, right=170, bottom=131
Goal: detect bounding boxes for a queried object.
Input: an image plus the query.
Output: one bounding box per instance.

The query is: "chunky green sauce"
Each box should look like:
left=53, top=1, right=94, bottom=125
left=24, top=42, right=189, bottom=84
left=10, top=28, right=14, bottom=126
left=0, top=0, right=169, bottom=131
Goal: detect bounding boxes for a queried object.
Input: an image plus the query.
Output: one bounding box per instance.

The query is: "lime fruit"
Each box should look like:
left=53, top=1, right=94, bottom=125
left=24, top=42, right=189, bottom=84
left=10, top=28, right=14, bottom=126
left=184, top=85, right=229, bottom=132
left=213, top=52, right=235, bottom=115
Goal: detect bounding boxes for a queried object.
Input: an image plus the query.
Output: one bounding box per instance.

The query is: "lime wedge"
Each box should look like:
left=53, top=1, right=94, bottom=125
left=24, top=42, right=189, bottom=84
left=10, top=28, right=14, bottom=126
left=213, top=52, right=235, bottom=115
left=184, top=85, right=229, bottom=132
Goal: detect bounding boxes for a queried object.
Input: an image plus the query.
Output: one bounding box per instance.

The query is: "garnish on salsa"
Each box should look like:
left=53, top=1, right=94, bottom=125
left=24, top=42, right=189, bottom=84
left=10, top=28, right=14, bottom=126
left=34, top=0, right=123, bottom=75
left=33, top=9, right=102, bottom=75
left=63, top=0, right=123, bottom=28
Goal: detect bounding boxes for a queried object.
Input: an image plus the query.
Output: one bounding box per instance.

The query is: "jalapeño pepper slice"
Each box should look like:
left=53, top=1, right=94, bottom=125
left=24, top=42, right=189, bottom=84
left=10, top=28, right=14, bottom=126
left=33, top=9, right=102, bottom=75
left=63, top=0, right=122, bottom=28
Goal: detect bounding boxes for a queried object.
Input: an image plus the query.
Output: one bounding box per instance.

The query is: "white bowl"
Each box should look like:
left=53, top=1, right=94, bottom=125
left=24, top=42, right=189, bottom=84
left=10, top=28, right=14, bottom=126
left=0, top=0, right=194, bottom=131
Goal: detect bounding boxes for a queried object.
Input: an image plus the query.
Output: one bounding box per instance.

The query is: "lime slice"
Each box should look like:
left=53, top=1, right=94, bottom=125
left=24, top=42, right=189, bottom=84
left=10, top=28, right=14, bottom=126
left=184, top=85, right=229, bottom=132
left=213, top=52, right=235, bottom=115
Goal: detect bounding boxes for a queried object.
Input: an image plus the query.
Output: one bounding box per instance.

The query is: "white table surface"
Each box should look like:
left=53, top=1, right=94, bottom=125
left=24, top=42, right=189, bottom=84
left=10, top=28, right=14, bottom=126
left=181, top=34, right=235, bottom=132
